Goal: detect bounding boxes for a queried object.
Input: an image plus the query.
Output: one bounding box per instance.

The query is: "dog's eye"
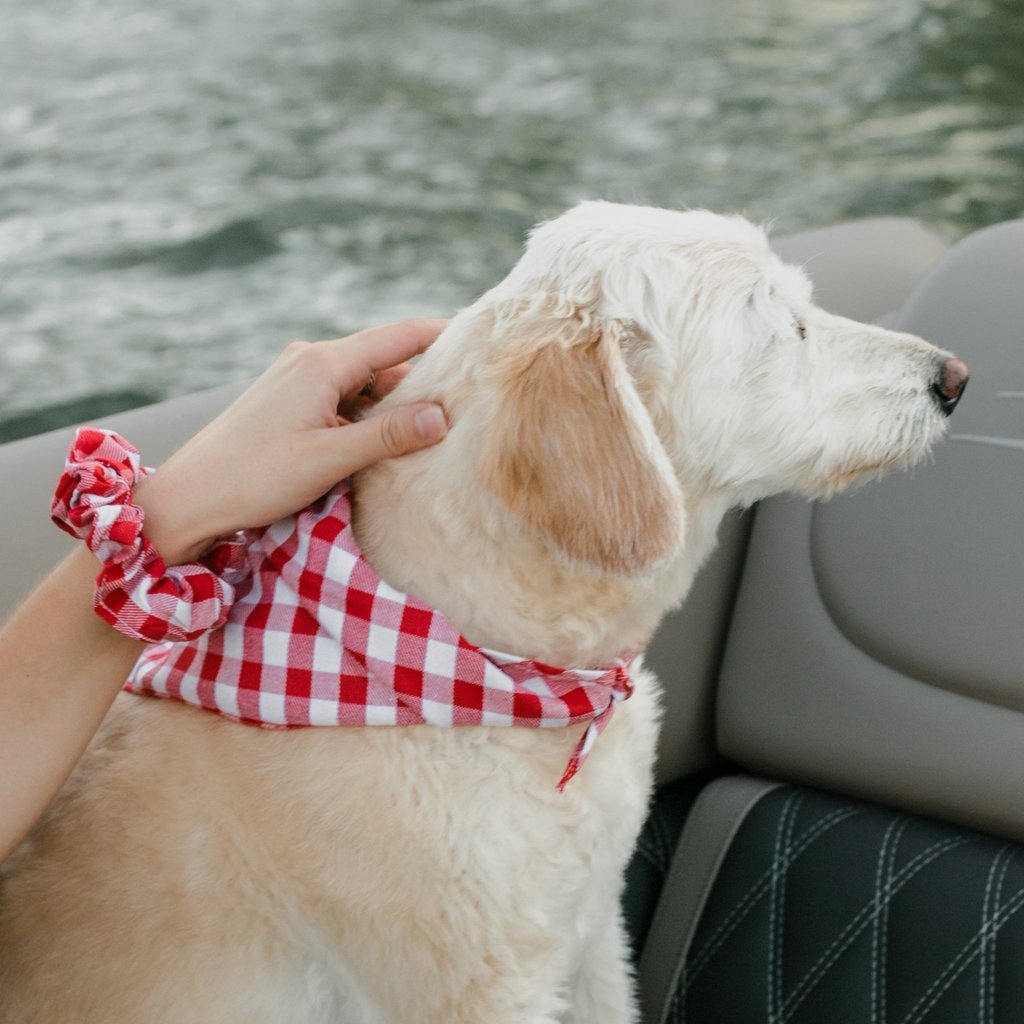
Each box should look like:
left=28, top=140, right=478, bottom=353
left=796, top=321, right=807, bottom=340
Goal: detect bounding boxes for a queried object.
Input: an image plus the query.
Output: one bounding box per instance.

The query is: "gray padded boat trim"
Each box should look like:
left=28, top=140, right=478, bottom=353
left=771, top=217, right=948, bottom=323
left=637, top=775, right=780, bottom=1024
left=718, top=220, right=1024, bottom=842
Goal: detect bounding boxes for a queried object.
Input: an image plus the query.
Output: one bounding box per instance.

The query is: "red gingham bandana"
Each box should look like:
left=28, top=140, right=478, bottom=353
left=125, top=478, right=635, bottom=790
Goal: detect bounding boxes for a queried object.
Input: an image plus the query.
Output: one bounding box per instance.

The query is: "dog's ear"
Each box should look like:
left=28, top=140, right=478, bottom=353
left=478, top=295, right=686, bottom=575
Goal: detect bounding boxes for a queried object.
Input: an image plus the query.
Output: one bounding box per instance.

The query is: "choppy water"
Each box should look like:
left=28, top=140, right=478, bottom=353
left=2, top=0, right=1023, bottom=438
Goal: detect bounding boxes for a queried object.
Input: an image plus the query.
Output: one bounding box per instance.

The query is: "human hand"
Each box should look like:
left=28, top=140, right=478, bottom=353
left=134, top=319, right=449, bottom=564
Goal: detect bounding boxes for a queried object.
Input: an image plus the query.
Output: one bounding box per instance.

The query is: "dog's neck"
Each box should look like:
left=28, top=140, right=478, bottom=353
left=349, top=312, right=734, bottom=668
left=352, top=448, right=728, bottom=669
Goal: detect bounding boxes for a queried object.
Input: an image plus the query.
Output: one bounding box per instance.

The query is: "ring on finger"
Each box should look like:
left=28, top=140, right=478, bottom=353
left=358, top=370, right=377, bottom=398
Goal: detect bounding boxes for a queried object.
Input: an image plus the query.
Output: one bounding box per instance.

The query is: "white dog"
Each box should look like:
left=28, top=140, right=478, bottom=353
left=0, top=202, right=966, bottom=1023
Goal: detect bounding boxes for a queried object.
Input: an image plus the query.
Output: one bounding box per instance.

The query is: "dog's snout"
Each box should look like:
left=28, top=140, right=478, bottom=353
left=930, top=357, right=970, bottom=416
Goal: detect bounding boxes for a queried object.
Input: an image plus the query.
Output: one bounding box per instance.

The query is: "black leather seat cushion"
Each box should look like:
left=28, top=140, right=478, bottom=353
left=639, top=779, right=1024, bottom=1024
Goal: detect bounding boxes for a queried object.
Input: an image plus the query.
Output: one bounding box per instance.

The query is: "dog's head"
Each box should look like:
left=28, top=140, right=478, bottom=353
left=399, top=201, right=966, bottom=579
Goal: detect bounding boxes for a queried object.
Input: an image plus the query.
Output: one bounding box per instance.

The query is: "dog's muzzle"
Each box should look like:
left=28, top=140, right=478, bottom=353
left=930, top=357, right=970, bottom=416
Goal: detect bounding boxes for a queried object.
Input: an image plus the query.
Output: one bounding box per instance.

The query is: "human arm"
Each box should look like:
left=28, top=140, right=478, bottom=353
left=0, top=320, right=449, bottom=863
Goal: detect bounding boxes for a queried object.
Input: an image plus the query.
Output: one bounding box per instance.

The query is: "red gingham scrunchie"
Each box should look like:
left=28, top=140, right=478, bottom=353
left=51, top=428, right=246, bottom=643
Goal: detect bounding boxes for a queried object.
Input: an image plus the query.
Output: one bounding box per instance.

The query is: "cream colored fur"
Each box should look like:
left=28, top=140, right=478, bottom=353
left=0, top=202, right=957, bottom=1023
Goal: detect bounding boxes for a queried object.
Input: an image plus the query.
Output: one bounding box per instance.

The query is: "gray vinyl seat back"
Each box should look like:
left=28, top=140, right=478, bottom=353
left=717, top=219, right=1024, bottom=842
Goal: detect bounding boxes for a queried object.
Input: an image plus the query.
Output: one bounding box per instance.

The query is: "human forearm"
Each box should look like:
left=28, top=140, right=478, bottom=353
left=0, top=468, right=257, bottom=862
left=0, top=320, right=449, bottom=865
left=0, top=547, right=143, bottom=862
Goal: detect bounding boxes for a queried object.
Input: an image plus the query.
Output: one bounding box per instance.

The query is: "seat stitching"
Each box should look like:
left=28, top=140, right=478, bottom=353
left=992, top=851, right=1015, bottom=1024
left=683, top=803, right=865, bottom=989
left=767, top=791, right=802, bottom=1024
left=779, top=834, right=976, bottom=1022
left=897, top=880, right=1024, bottom=1024
left=659, top=780, right=788, bottom=1024
left=978, top=846, right=1007, bottom=1024
left=984, top=848, right=1014, bottom=1024
left=871, top=817, right=906, bottom=1024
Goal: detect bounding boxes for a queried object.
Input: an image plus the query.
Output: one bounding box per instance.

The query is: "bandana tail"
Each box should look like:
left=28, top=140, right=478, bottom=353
left=555, top=664, right=633, bottom=792
left=555, top=702, right=611, bottom=792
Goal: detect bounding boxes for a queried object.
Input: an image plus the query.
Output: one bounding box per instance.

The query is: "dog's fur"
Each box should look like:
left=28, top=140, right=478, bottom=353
left=0, top=202, right=958, bottom=1023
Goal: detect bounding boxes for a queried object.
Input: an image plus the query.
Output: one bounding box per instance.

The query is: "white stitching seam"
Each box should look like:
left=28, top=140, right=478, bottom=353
left=681, top=803, right=866, bottom=996
left=871, top=818, right=907, bottom=1024
left=778, top=834, right=976, bottom=1023
left=979, top=847, right=1004, bottom=1024
left=899, top=879, right=1024, bottom=1024
left=661, top=780, right=787, bottom=1024
left=992, top=850, right=1014, bottom=1024
left=768, top=792, right=802, bottom=1024
left=980, top=847, right=1015, bottom=1024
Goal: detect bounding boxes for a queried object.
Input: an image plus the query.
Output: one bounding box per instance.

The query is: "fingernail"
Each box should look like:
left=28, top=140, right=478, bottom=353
left=414, top=405, right=448, bottom=442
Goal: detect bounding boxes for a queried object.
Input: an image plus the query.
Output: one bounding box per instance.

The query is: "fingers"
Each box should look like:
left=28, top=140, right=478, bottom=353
left=318, top=402, right=449, bottom=480
left=319, top=319, right=450, bottom=396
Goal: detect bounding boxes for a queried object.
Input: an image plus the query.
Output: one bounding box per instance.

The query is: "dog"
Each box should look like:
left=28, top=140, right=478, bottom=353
left=0, top=201, right=967, bottom=1023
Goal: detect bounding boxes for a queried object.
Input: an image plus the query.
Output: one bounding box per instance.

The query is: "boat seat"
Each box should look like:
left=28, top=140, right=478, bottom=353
left=640, top=776, right=1024, bottom=1023
left=633, top=221, right=1024, bottom=1023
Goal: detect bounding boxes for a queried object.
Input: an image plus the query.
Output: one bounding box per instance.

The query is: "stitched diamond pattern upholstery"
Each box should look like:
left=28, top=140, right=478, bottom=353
left=673, top=784, right=1024, bottom=1024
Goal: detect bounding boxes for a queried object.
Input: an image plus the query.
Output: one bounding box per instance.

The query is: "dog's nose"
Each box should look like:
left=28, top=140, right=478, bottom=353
left=930, top=357, right=970, bottom=416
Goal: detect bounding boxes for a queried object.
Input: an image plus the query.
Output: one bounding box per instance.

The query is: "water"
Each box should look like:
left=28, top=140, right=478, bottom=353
left=2, top=0, right=1023, bottom=438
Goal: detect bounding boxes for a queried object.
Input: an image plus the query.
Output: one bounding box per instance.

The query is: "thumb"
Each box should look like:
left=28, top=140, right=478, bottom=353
left=327, top=403, right=449, bottom=478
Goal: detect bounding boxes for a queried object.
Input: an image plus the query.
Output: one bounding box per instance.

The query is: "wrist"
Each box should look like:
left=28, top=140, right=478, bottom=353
left=132, top=474, right=217, bottom=566
left=52, top=427, right=243, bottom=645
